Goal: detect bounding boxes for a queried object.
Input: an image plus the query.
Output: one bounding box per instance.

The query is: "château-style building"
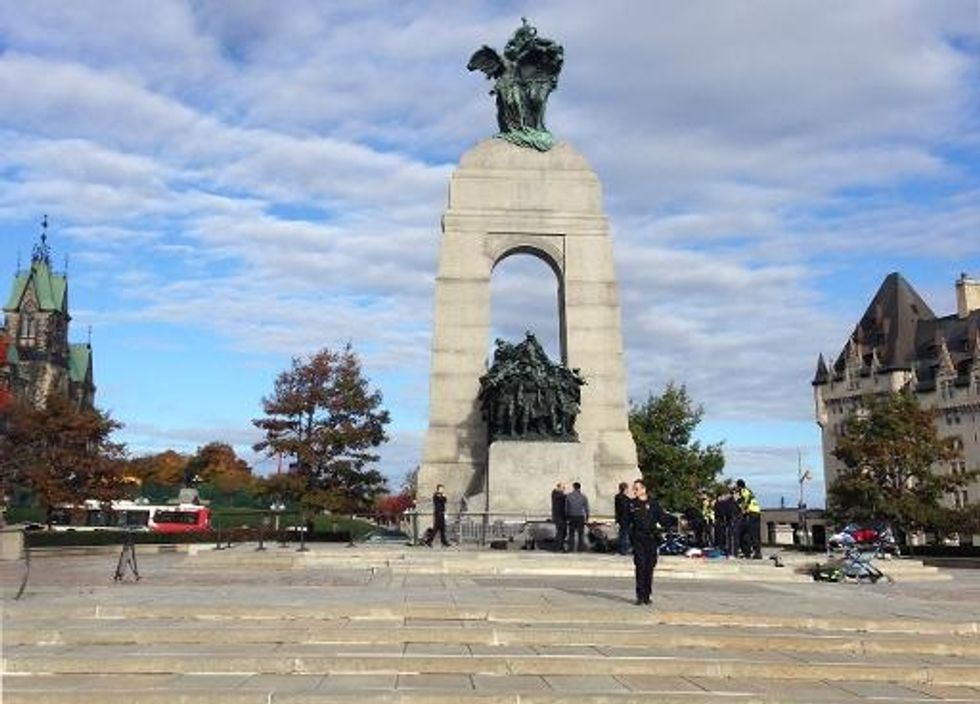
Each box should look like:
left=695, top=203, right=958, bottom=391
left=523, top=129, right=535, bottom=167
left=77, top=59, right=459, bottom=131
left=813, top=272, right=980, bottom=509
left=0, top=223, right=95, bottom=411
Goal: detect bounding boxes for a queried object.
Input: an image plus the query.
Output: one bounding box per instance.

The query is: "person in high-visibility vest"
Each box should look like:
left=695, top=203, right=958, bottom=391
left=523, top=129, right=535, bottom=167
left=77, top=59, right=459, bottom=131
left=699, top=491, right=715, bottom=549
left=734, top=479, right=762, bottom=559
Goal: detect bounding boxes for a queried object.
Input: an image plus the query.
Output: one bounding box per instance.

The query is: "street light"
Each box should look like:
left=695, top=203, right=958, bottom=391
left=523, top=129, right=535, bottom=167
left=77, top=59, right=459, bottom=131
left=797, top=449, right=813, bottom=549
left=270, top=500, right=286, bottom=547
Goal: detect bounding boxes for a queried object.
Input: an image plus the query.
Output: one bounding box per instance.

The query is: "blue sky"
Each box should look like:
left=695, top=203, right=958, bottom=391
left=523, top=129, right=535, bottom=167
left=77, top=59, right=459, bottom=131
left=1, top=1, right=978, bottom=507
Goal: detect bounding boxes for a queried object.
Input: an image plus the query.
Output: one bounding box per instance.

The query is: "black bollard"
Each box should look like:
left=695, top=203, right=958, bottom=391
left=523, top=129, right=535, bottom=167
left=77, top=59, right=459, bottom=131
left=256, top=522, right=266, bottom=551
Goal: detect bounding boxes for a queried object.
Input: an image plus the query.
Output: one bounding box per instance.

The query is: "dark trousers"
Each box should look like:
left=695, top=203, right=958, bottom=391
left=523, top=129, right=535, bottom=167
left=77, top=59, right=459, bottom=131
left=553, top=517, right=567, bottom=551
left=567, top=516, right=586, bottom=552
left=738, top=513, right=761, bottom=557
left=426, top=515, right=449, bottom=546
left=716, top=519, right=736, bottom=555
left=698, top=520, right=714, bottom=549
left=617, top=520, right=631, bottom=555
left=632, top=536, right=658, bottom=602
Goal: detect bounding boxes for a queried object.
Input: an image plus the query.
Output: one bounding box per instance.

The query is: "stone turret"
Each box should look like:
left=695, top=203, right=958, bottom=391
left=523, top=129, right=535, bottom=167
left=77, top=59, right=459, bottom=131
left=956, top=273, right=980, bottom=319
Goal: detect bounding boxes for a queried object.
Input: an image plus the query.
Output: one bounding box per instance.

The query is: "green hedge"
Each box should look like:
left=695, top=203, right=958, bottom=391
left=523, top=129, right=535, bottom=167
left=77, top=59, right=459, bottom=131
left=7, top=505, right=375, bottom=540
left=25, top=527, right=354, bottom=548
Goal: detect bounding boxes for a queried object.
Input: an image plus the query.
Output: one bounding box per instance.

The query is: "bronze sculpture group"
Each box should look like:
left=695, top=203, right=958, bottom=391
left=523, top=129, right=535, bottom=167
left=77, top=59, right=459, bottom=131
left=479, top=332, right=585, bottom=442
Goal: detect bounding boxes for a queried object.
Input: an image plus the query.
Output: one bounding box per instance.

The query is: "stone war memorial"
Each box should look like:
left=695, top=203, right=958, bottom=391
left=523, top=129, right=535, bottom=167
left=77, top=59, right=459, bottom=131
left=417, top=20, right=638, bottom=518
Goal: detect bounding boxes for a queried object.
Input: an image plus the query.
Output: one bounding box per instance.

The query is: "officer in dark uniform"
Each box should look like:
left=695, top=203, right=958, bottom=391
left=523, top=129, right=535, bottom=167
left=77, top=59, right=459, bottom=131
left=627, top=478, right=674, bottom=606
left=714, top=485, right=738, bottom=556
left=614, top=482, right=632, bottom=555
left=550, top=483, right=567, bottom=552
left=424, top=484, right=451, bottom=547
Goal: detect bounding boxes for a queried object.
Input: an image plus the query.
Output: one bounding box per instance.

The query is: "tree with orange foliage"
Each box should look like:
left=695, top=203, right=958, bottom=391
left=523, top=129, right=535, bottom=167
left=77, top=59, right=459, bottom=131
left=0, top=395, right=126, bottom=518
left=253, top=345, right=390, bottom=515
left=124, top=450, right=189, bottom=488
left=185, top=442, right=253, bottom=493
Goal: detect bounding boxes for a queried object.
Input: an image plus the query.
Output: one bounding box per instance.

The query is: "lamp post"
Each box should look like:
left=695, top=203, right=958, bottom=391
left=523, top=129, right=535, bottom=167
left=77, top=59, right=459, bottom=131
left=797, top=449, right=813, bottom=549
left=270, top=500, right=286, bottom=547
left=256, top=515, right=269, bottom=551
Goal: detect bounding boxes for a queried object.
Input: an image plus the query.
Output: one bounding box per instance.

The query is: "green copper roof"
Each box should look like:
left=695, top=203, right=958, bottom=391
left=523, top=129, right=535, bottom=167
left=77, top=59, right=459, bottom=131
left=4, top=260, right=68, bottom=313
left=69, top=343, right=91, bottom=383
left=4, top=340, right=18, bottom=364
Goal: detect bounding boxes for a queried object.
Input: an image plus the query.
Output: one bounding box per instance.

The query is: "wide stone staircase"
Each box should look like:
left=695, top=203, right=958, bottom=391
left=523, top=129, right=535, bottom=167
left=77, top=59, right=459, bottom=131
left=182, top=543, right=951, bottom=582
left=2, top=545, right=976, bottom=703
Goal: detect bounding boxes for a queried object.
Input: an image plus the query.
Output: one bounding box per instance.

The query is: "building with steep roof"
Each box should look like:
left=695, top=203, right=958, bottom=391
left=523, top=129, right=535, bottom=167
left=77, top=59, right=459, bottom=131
left=813, top=273, right=980, bottom=511
left=0, top=221, right=95, bottom=410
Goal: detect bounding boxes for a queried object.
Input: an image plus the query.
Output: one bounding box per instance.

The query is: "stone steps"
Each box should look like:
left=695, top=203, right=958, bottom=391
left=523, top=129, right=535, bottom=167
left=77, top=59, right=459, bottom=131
left=6, top=648, right=980, bottom=683
left=6, top=676, right=979, bottom=704
left=6, top=620, right=980, bottom=657
left=6, top=605, right=980, bottom=704
left=180, top=545, right=949, bottom=582
left=3, top=547, right=974, bottom=702
left=8, top=602, right=976, bottom=636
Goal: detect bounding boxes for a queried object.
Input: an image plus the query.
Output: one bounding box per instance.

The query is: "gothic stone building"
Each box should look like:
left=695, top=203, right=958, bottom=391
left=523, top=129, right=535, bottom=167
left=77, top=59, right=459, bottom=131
left=813, top=273, right=980, bottom=510
left=0, top=232, right=94, bottom=411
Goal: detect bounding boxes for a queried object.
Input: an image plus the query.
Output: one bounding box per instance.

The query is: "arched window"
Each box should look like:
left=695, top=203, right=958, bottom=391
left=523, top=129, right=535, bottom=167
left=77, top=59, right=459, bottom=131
left=490, top=250, right=564, bottom=364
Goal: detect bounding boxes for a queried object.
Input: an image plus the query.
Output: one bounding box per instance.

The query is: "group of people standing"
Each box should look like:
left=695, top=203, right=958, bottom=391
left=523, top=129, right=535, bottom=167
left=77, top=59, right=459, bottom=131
left=424, top=475, right=762, bottom=608
left=554, top=478, right=671, bottom=606
left=560, top=476, right=763, bottom=606
left=550, top=481, right=591, bottom=552
left=683, top=479, right=762, bottom=559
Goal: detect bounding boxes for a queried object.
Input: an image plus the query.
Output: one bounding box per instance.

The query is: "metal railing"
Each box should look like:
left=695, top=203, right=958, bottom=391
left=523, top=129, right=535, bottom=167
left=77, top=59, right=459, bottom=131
left=404, top=510, right=618, bottom=547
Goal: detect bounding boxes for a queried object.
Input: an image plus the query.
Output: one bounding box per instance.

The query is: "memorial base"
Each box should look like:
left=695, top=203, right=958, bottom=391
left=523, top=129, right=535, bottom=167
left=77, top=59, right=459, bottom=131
left=475, top=440, right=597, bottom=519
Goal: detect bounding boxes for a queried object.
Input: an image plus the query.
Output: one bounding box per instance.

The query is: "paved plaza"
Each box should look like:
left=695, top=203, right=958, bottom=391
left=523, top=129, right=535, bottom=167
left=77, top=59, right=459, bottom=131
left=2, top=543, right=980, bottom=703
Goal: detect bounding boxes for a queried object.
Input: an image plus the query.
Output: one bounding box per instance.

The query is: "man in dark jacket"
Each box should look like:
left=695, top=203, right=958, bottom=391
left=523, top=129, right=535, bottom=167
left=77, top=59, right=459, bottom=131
left=614, top=482, right=632, bottom=555
left=628, top=478, right=673, bottom=606
left=564, top=482, right=590, bottom=552
left=714, top=486, right=738, bottom=556
left=424, top=484, right=450, bottom=547
left=550, top=483, right=567, bottom=552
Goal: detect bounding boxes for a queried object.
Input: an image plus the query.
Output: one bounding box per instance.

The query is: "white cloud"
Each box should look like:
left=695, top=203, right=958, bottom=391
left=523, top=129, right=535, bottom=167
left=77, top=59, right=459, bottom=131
left=0, top=1, right=976, bottom=489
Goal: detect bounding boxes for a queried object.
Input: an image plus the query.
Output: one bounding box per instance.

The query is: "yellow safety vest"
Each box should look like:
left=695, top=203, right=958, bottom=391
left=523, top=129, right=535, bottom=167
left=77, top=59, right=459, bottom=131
left=700, top=497, right=714, bottom=522
left=737, top=487, right=760, bottom=515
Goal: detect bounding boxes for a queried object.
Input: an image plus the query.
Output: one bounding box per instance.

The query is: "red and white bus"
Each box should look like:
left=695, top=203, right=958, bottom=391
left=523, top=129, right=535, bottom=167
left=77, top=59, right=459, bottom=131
left=48, top=500, right=211, bottom=534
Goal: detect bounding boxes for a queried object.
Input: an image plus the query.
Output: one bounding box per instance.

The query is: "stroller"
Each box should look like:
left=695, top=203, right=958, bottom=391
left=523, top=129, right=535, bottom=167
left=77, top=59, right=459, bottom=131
left=808, top=545, right=892, bottom=584
left=840, top=545, right=891, bottom=583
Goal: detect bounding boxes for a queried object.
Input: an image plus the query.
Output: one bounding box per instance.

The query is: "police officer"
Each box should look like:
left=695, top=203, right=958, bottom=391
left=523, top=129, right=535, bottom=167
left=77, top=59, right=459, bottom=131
left=699, top=490, right=715, bottom=549
left=627, top=478, right=673, bottom=606
left=714, top=485, right=738, bottom=555
left=424, top=484, right=451, bottom=547
left=551, top=482, right=567, bottom=552
left=614, top=482, right=632, bottom=555
left=735, top=478, right=762, bottom=559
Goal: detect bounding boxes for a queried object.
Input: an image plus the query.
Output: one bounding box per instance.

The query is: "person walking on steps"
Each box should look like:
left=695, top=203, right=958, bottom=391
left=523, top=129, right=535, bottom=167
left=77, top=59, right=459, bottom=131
left=628, top=478, right=673, bottom=606
left=564, top=482, right=590, bottom=552
left=424, top=484, right=451, bottom=547
left=735, top=478, right=762, bottom=559
left=614, top=482, right=632, bottom=555
left=551, top=482, right=567, bottom=552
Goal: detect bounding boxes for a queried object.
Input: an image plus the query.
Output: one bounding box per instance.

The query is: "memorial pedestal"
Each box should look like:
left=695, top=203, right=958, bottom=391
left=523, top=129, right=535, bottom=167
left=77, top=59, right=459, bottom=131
left=476, top=441, right=596, bottom=518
